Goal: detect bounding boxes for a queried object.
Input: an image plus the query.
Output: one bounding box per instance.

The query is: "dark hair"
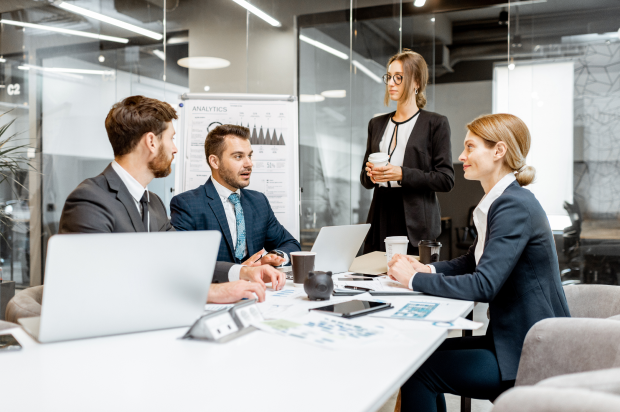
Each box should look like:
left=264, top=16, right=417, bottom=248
left=384, top=49, right=428, bottom=108
left=105, top=95, right=177, bottom=157
left=204, top=124, right=250, bottom=165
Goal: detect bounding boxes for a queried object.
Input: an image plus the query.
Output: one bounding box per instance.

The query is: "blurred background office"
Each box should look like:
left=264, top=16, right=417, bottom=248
left=0, top=0, right=619, bottom=289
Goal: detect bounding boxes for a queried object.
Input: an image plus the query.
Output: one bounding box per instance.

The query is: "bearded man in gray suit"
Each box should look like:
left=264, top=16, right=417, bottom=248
left=59, top=95, right=284, bottom=303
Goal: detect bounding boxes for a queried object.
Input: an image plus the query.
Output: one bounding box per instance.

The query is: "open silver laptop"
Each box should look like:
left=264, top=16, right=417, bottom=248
left=311, top=224, right=371, bottom=273
left=19, top=231, right=221, bottom=343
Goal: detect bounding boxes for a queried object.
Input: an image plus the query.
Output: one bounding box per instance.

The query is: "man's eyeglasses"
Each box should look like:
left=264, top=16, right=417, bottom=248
left=383, top=74, right=403, bottom=85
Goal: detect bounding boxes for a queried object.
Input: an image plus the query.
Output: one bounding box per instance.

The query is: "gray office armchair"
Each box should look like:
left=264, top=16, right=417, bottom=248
left=492, top=368, right=620, bottom=411
left=5, top=285, right=43, bottom=323
left=563, top=284, right=620, bottom=319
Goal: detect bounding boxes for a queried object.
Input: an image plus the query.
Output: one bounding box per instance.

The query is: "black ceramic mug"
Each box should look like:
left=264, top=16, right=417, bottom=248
left=418, top=240, right=442, bottom=264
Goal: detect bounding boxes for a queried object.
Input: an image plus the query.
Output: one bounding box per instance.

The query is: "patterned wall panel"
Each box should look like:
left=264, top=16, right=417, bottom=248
left=574, top=42, right=620, bottom=218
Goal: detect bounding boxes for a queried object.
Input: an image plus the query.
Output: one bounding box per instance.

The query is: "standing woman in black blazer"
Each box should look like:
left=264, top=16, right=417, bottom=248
left=388, top=113, right=570, bottom=412
left=361, top=49, right=454, bottom=254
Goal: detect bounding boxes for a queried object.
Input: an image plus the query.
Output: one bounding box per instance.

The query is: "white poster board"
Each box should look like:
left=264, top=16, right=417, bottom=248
left=175, top=93, right=300, bottom=239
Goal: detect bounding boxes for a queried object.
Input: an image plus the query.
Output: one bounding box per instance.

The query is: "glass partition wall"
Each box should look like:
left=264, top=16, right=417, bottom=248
left=1, top=0, right=619, bottom=287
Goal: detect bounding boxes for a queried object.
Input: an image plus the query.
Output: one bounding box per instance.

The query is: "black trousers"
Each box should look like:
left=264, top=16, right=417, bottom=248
left=401, top=336, right=515, bottom=412
left=364, top=187, right=418, bottom=255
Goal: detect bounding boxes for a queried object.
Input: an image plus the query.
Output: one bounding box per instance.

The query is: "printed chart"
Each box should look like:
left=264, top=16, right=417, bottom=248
left=177, top=96, right=299, bottom=238
left=253, top=313, right=385, bottom=349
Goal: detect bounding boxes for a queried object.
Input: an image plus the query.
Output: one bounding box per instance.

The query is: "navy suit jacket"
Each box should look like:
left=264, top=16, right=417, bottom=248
left=170, top=178, right=301, bottom=264
left=411, top=181, right=570, bottom=381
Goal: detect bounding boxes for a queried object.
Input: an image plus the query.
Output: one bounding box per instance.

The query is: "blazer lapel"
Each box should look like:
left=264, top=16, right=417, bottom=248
left=204, top=179, right=236, bottom=257
left=373, top=112, right=395, bottom=152
left=239, top=189, right=255, bottom=256
left=403, top=109, right=426, bottom=166
left=103, top=164, right=145, bottom=232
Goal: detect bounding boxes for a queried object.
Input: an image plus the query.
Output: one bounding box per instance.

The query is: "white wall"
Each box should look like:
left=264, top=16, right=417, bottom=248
left=494, top=61, right=574, bottom=218
left=434, top=81, right=493, bottom=163
left=42, top=57, right=188, bottom=158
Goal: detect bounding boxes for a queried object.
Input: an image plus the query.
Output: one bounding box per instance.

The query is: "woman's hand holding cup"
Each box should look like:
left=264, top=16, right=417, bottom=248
left=366, top=162, right=377, bottom=184
left=371, top=163, right=403, bottom=183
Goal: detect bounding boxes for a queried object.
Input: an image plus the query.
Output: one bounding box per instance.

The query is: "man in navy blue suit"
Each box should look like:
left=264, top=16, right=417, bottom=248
left=170, top=124, right=300, bottom=278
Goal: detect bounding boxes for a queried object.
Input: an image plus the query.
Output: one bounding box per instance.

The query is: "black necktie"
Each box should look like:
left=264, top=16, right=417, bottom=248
left=140, top=192, right=149, bottom=232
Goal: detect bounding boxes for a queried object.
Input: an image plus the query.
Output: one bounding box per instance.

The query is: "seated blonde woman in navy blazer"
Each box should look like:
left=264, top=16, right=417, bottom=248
left=388, top=113, right=570, bottom=412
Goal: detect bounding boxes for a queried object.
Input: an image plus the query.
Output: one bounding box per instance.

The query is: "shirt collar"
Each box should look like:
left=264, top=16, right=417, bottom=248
left=476, top=173, right=516, bottom=215
left=211, top=176, right=240, bottom=200
left=111, top=161, right=148, bottom=203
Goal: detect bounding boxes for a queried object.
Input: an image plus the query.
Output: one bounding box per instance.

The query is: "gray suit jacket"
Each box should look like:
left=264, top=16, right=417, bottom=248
left=59, top=163, right=234, bottom=282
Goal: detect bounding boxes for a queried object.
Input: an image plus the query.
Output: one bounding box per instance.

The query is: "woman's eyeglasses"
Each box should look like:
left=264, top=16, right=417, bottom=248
left=382, top=74, right=403, bottom=85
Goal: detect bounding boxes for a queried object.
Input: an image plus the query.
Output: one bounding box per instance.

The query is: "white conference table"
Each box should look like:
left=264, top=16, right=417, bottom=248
left=1, top=277, right=473, bottom=412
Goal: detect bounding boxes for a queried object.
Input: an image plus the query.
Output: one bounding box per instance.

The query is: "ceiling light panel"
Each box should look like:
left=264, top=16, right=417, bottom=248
left=230, top=0, right=281, bottom=27
left=299, top=35, right=348, bottom=60
left=0, top=19, right=128, bottom=43
left=57, top=2, right=163, bottom=40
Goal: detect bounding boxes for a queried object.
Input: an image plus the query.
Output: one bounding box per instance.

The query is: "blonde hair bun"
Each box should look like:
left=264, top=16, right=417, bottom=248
left=467, top=113, right=536, bottom=187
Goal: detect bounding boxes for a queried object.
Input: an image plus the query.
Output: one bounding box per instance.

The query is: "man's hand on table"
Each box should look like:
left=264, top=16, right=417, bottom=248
left=207, top=281, right=266, bottom=303
left=387, top=254, right=432, bottom=288
left=240, top=264, right=286, bottom=291
left=242, top=249, right=286, bottom=267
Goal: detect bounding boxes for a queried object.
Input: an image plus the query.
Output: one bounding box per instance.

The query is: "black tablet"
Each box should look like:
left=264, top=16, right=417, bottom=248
left=310, top=300, right=392, bottom=318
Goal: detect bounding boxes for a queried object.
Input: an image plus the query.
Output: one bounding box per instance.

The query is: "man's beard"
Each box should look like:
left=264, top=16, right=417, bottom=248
left=148, top=144, right=173, bottom=178
left=220, top=165, right=252, bottom=190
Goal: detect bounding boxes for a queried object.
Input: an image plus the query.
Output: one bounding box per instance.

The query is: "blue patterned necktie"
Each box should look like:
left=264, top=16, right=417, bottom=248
left=228, top=193, right=246, bottom=260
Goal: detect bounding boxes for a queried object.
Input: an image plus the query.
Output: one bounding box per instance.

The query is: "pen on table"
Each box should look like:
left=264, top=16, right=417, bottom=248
left=344, top=285, right=373, bottom=292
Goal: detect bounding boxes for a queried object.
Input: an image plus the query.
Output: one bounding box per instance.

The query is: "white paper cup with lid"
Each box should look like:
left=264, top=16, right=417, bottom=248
left=368, top=152, right=390, bottom=167
left=385, top=236, right=409, bottom=264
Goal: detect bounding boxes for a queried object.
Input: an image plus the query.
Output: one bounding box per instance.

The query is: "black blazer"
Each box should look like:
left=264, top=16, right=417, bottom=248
left=360, top=110, right=454, bottom=242
left=59, top=164, right=236, bottom=282
left=411, top=181, right=571, bottom=381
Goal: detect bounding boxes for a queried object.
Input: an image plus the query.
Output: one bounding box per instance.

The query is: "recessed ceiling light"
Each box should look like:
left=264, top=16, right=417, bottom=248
left=299, top=94, right=325, bottom=103
left=320, top=90, right=346, bottom=98
left=204, top=86, right=211, bottom=92
left=0, top=19, right=128, bottom=43
left=431, top=18, right=436, bottom=22
left=98, top=55, right=105, bottom=63
left=177, top=57, right=231, bottom=69
left=414, top=0, right=426, bottom=7
left=56, top=2, right=163, bottom=40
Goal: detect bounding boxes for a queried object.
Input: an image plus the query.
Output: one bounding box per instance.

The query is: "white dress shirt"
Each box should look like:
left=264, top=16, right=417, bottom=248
left=111, top=161, right=149, bottom=231
left=408, top=173, right=517, bottom=290
left=211, top=177, right=246, bottom=258
left=377, top=112, right=419, bottom=188
left=211, top=177, right=289, bottom=269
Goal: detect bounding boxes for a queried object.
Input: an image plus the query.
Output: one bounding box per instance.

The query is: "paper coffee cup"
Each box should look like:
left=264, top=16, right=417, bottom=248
left=385, top=236, right=409, bottom=263
left=290, top=251, right=316, bottom=286
left=368, top=152, right=390, bottom=167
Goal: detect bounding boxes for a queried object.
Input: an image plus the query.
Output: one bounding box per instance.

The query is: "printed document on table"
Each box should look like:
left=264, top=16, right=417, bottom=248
left=333, top=276, right=414, bottom=294
left=370, top=300, right=461, bottom=322
left=252, top=312, right=386, bottom=349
